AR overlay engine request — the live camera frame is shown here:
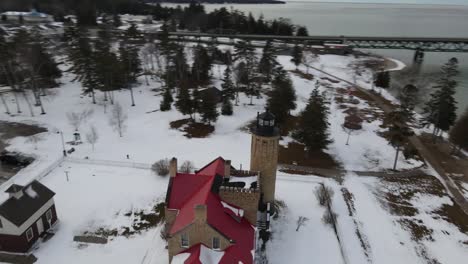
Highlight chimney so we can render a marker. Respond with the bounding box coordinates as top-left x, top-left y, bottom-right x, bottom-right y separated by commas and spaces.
6, 184, 24, 199
169, 157, 177, 178
224, 160, 231, 178
194, 204, 207, 223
